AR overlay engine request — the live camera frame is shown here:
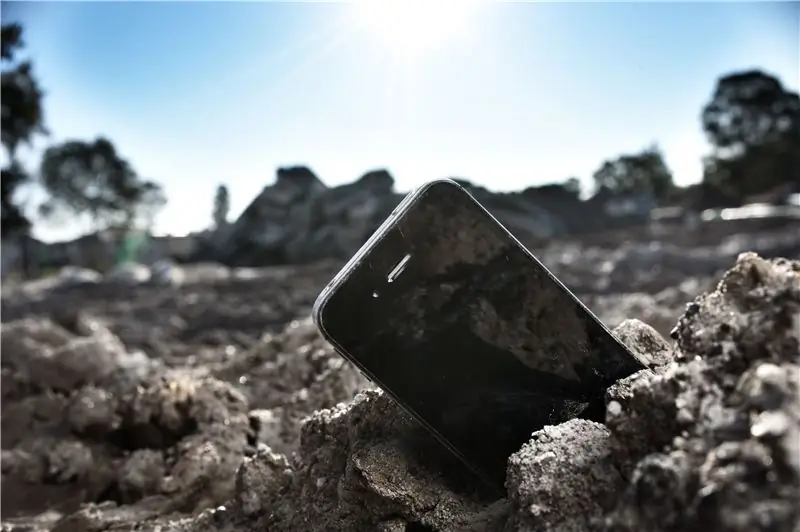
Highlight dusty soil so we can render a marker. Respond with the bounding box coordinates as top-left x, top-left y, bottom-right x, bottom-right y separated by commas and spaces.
1, 226, 798, 531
